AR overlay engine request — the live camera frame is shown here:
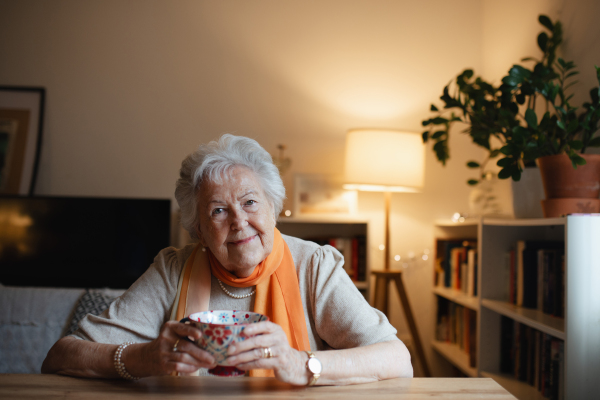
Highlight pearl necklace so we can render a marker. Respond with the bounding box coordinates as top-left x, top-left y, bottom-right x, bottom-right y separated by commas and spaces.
217, 279, 255, 299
